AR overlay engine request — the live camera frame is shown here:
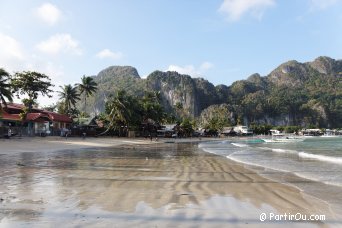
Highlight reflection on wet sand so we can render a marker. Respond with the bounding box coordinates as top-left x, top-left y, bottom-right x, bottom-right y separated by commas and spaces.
0, 143, 338, 227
